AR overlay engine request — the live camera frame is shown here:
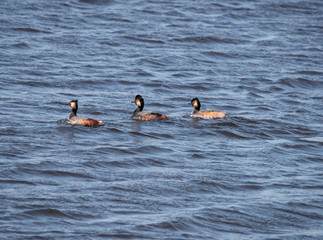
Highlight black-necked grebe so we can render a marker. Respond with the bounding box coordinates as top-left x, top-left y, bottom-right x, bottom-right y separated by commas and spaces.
191, 97, 226, 119
133, 95, 168, 120
68, 100, 105, 127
